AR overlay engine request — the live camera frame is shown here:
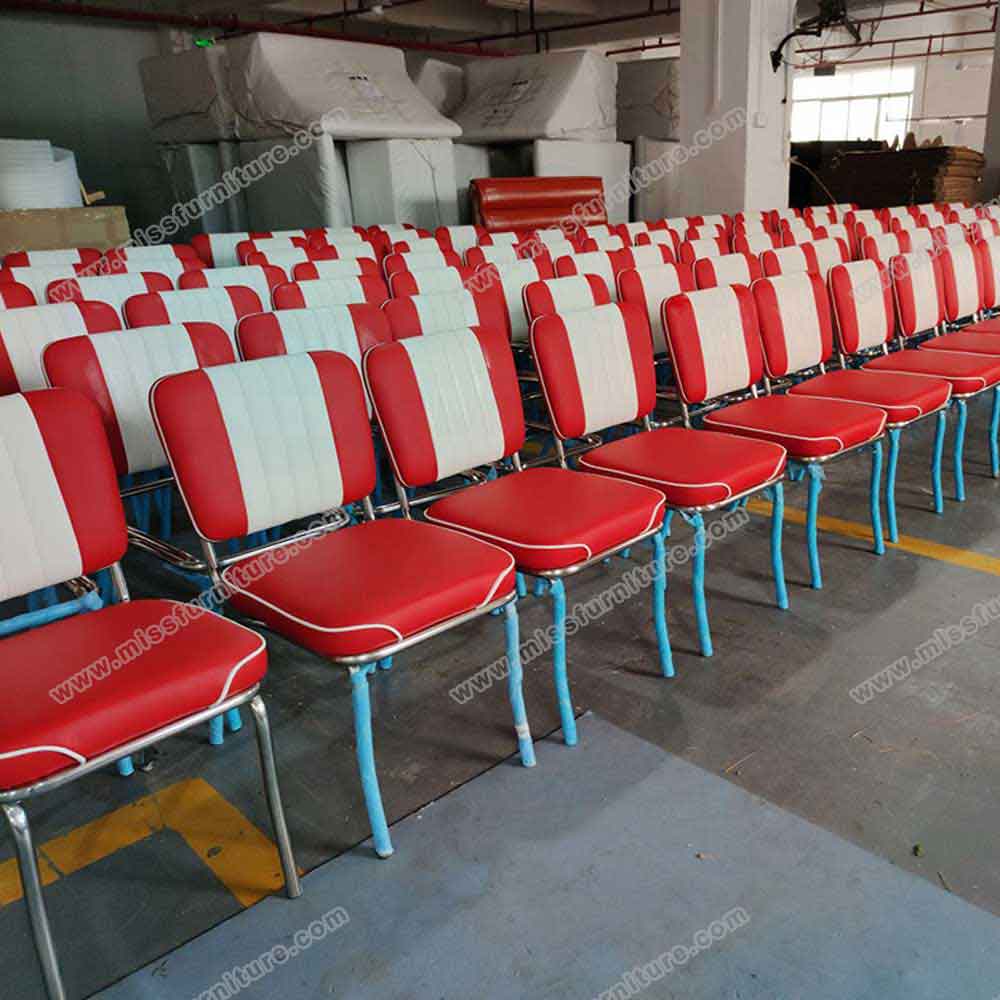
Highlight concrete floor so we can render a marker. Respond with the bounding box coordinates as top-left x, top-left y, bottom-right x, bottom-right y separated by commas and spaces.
4, 391, 1000, 998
